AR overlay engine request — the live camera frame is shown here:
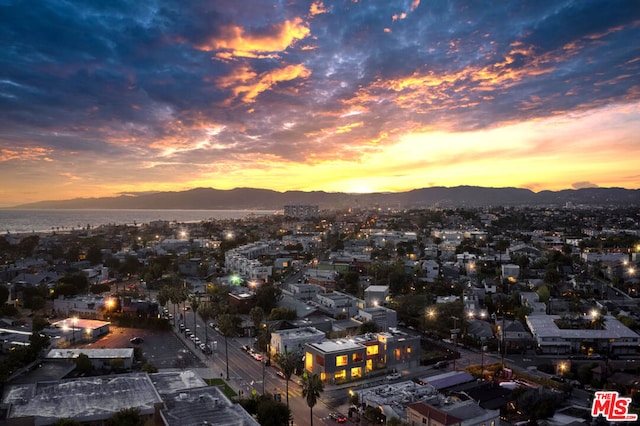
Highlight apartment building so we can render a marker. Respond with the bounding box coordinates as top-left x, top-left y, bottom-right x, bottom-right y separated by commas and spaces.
304, 331, 420, 384
526, 314, 640, 355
